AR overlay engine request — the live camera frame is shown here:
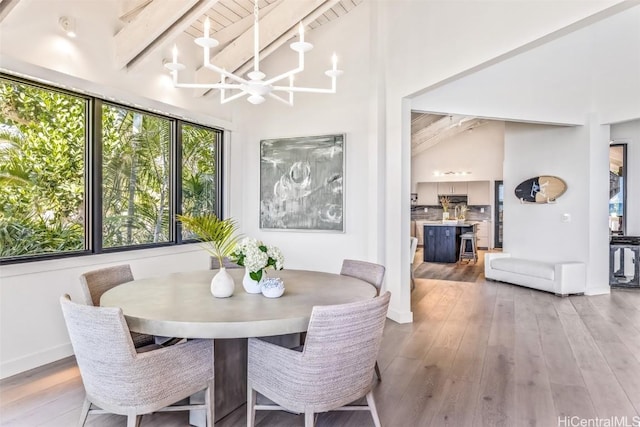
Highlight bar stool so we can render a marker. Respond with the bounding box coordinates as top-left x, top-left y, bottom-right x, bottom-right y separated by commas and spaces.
459, 232, 478, 263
